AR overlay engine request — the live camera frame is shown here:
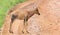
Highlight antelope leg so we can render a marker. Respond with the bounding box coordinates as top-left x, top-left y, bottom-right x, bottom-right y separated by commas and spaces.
24, 15, 28, 26
9, 14, 17, 33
